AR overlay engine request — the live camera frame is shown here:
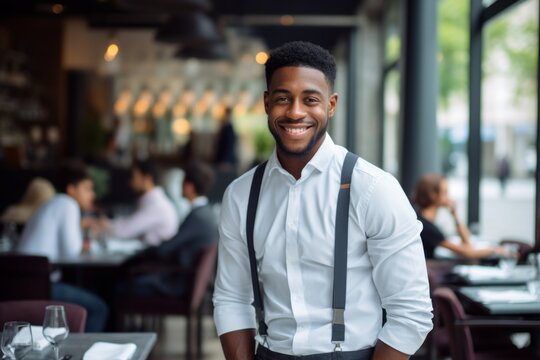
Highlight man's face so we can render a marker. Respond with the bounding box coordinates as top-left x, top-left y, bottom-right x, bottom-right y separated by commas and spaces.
130, 168, 145, 193
67, 179, 95, 211
264, 66, 337, 160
